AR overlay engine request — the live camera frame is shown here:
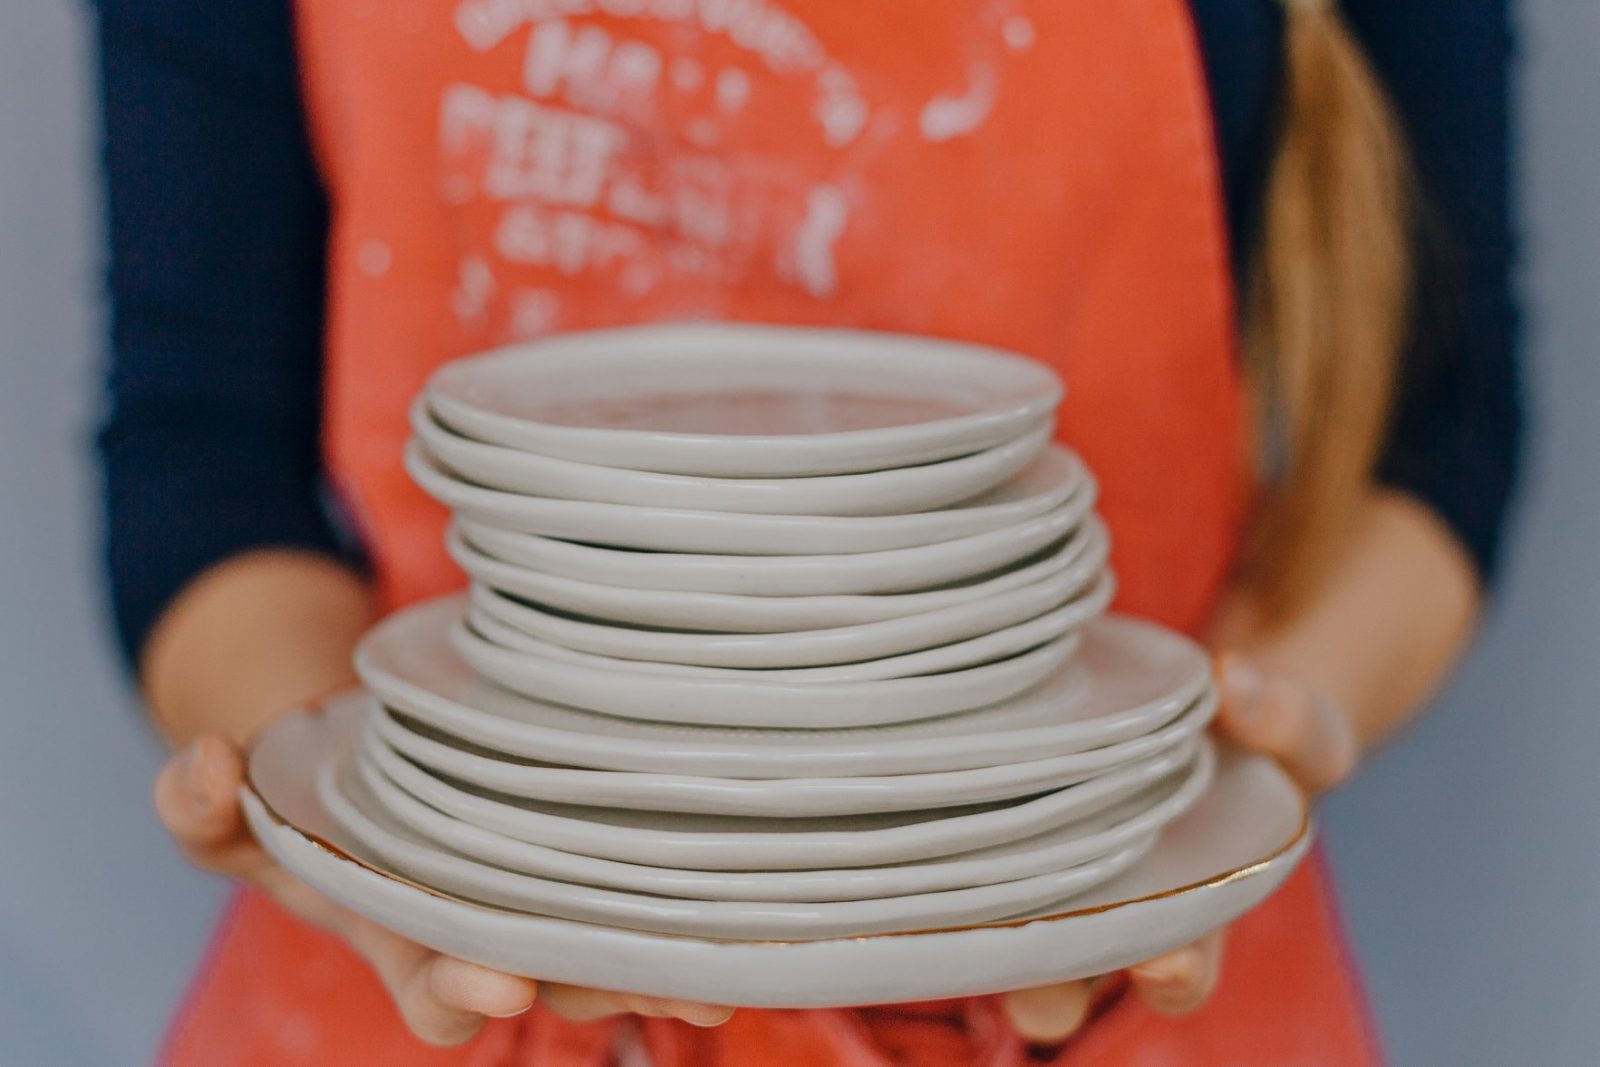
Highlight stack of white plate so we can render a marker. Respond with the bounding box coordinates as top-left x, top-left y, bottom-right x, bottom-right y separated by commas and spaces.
241, 325, 1311, 1008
